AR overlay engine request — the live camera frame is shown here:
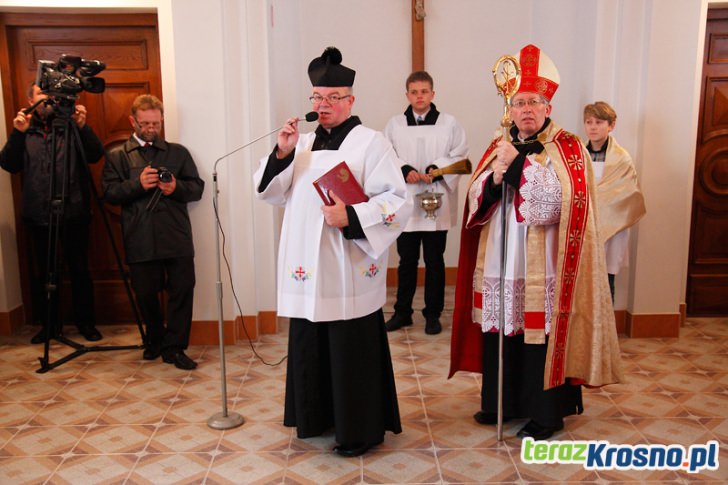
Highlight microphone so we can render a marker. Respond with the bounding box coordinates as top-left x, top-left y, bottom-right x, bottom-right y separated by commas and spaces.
300, 111, 319, 122
23, 98, 48, 115
213, 111, 318, 171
